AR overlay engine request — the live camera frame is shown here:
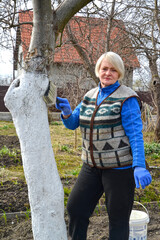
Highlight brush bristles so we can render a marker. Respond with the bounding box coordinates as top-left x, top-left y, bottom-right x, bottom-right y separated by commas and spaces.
43, 81, 57, 106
